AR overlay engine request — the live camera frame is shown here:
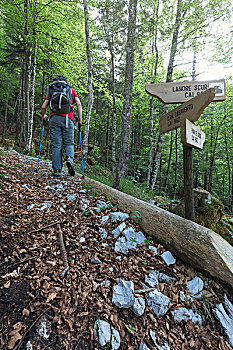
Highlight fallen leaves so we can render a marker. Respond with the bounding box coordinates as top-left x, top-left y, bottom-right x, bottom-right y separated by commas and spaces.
0, 150, 232, 350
